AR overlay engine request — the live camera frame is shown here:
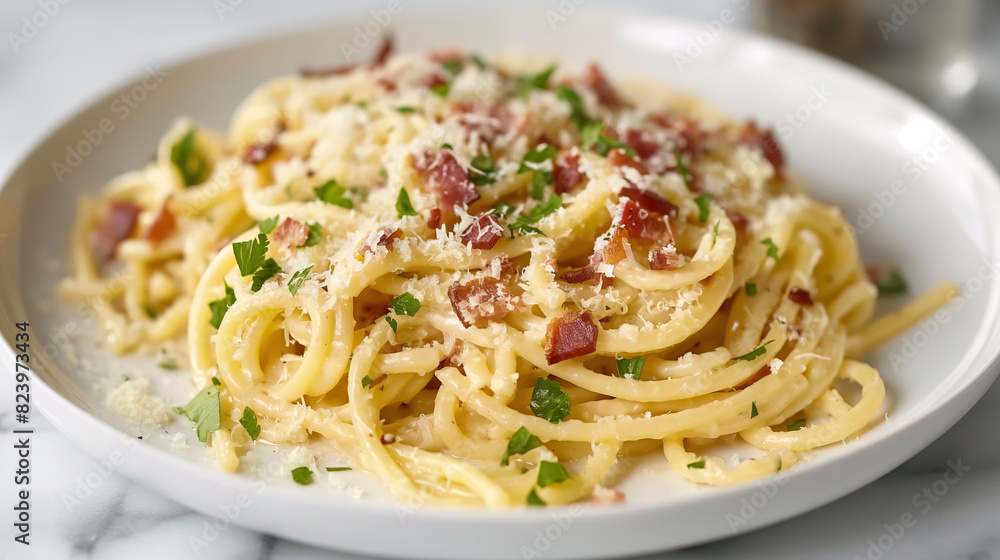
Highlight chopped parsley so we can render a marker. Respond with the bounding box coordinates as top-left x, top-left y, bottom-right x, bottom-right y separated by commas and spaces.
208, 280, 236, 329
554, 85, 590, 128
362, 375, 374, 388
527, 488, 546, 506
687, 460, 706, 469
509, 195, 562, 237
170, 128, 210, 187
175, 383, 221, 442
258, 215, 279, 234
469, 154, 498, 186
395, 106, 418, 114
537, 461, 570, 487
240, 407, 261, 440
712, 220, 720, 245
518, 145, 557, 200
530, 377, 571, 423
396, 188, 418, 218
874, 268, 908, 295
761, 238, 781, 262
751, 401, 759, 419
349, 186, 368, 202
441, 58, 463, 76
299, 222, 323, 248
516, 65, 555, 97
157, 348, 178, 370
212, 376, 221, 387
390, 292, 421, 317
287, 265, 313, 296
733, 340, 775, 362
142, 304, 156, 319
469, 54, 487, 70
385, 316, 398, 333
694, 193, 712, 223
250, 258, 282, 292
233, 233, 269, 277
615, 356, 646, 380
581, 121, 636, 158
675, 153, 693, 190
291, 466, 313, 485
431, 82, 450, 97
786, 419, 807, 432
314, 179, 354, 209
500, 427, 542, 466
326, 466, 352, 472
745, 283, 757, 297
492, 201, 516, 219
